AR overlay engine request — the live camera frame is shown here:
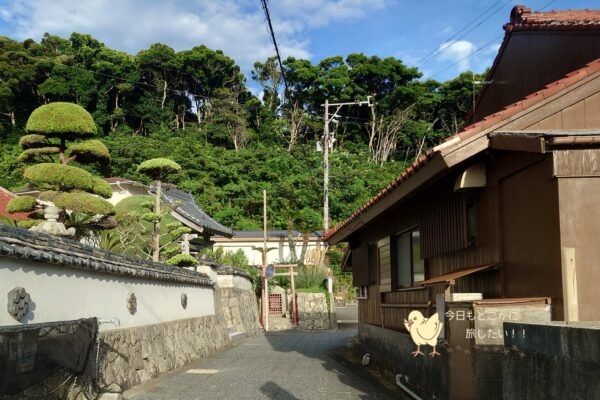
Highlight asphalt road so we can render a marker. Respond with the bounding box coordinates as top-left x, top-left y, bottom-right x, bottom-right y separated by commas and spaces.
335, 304, 359, 329
124, 323, 407, 400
